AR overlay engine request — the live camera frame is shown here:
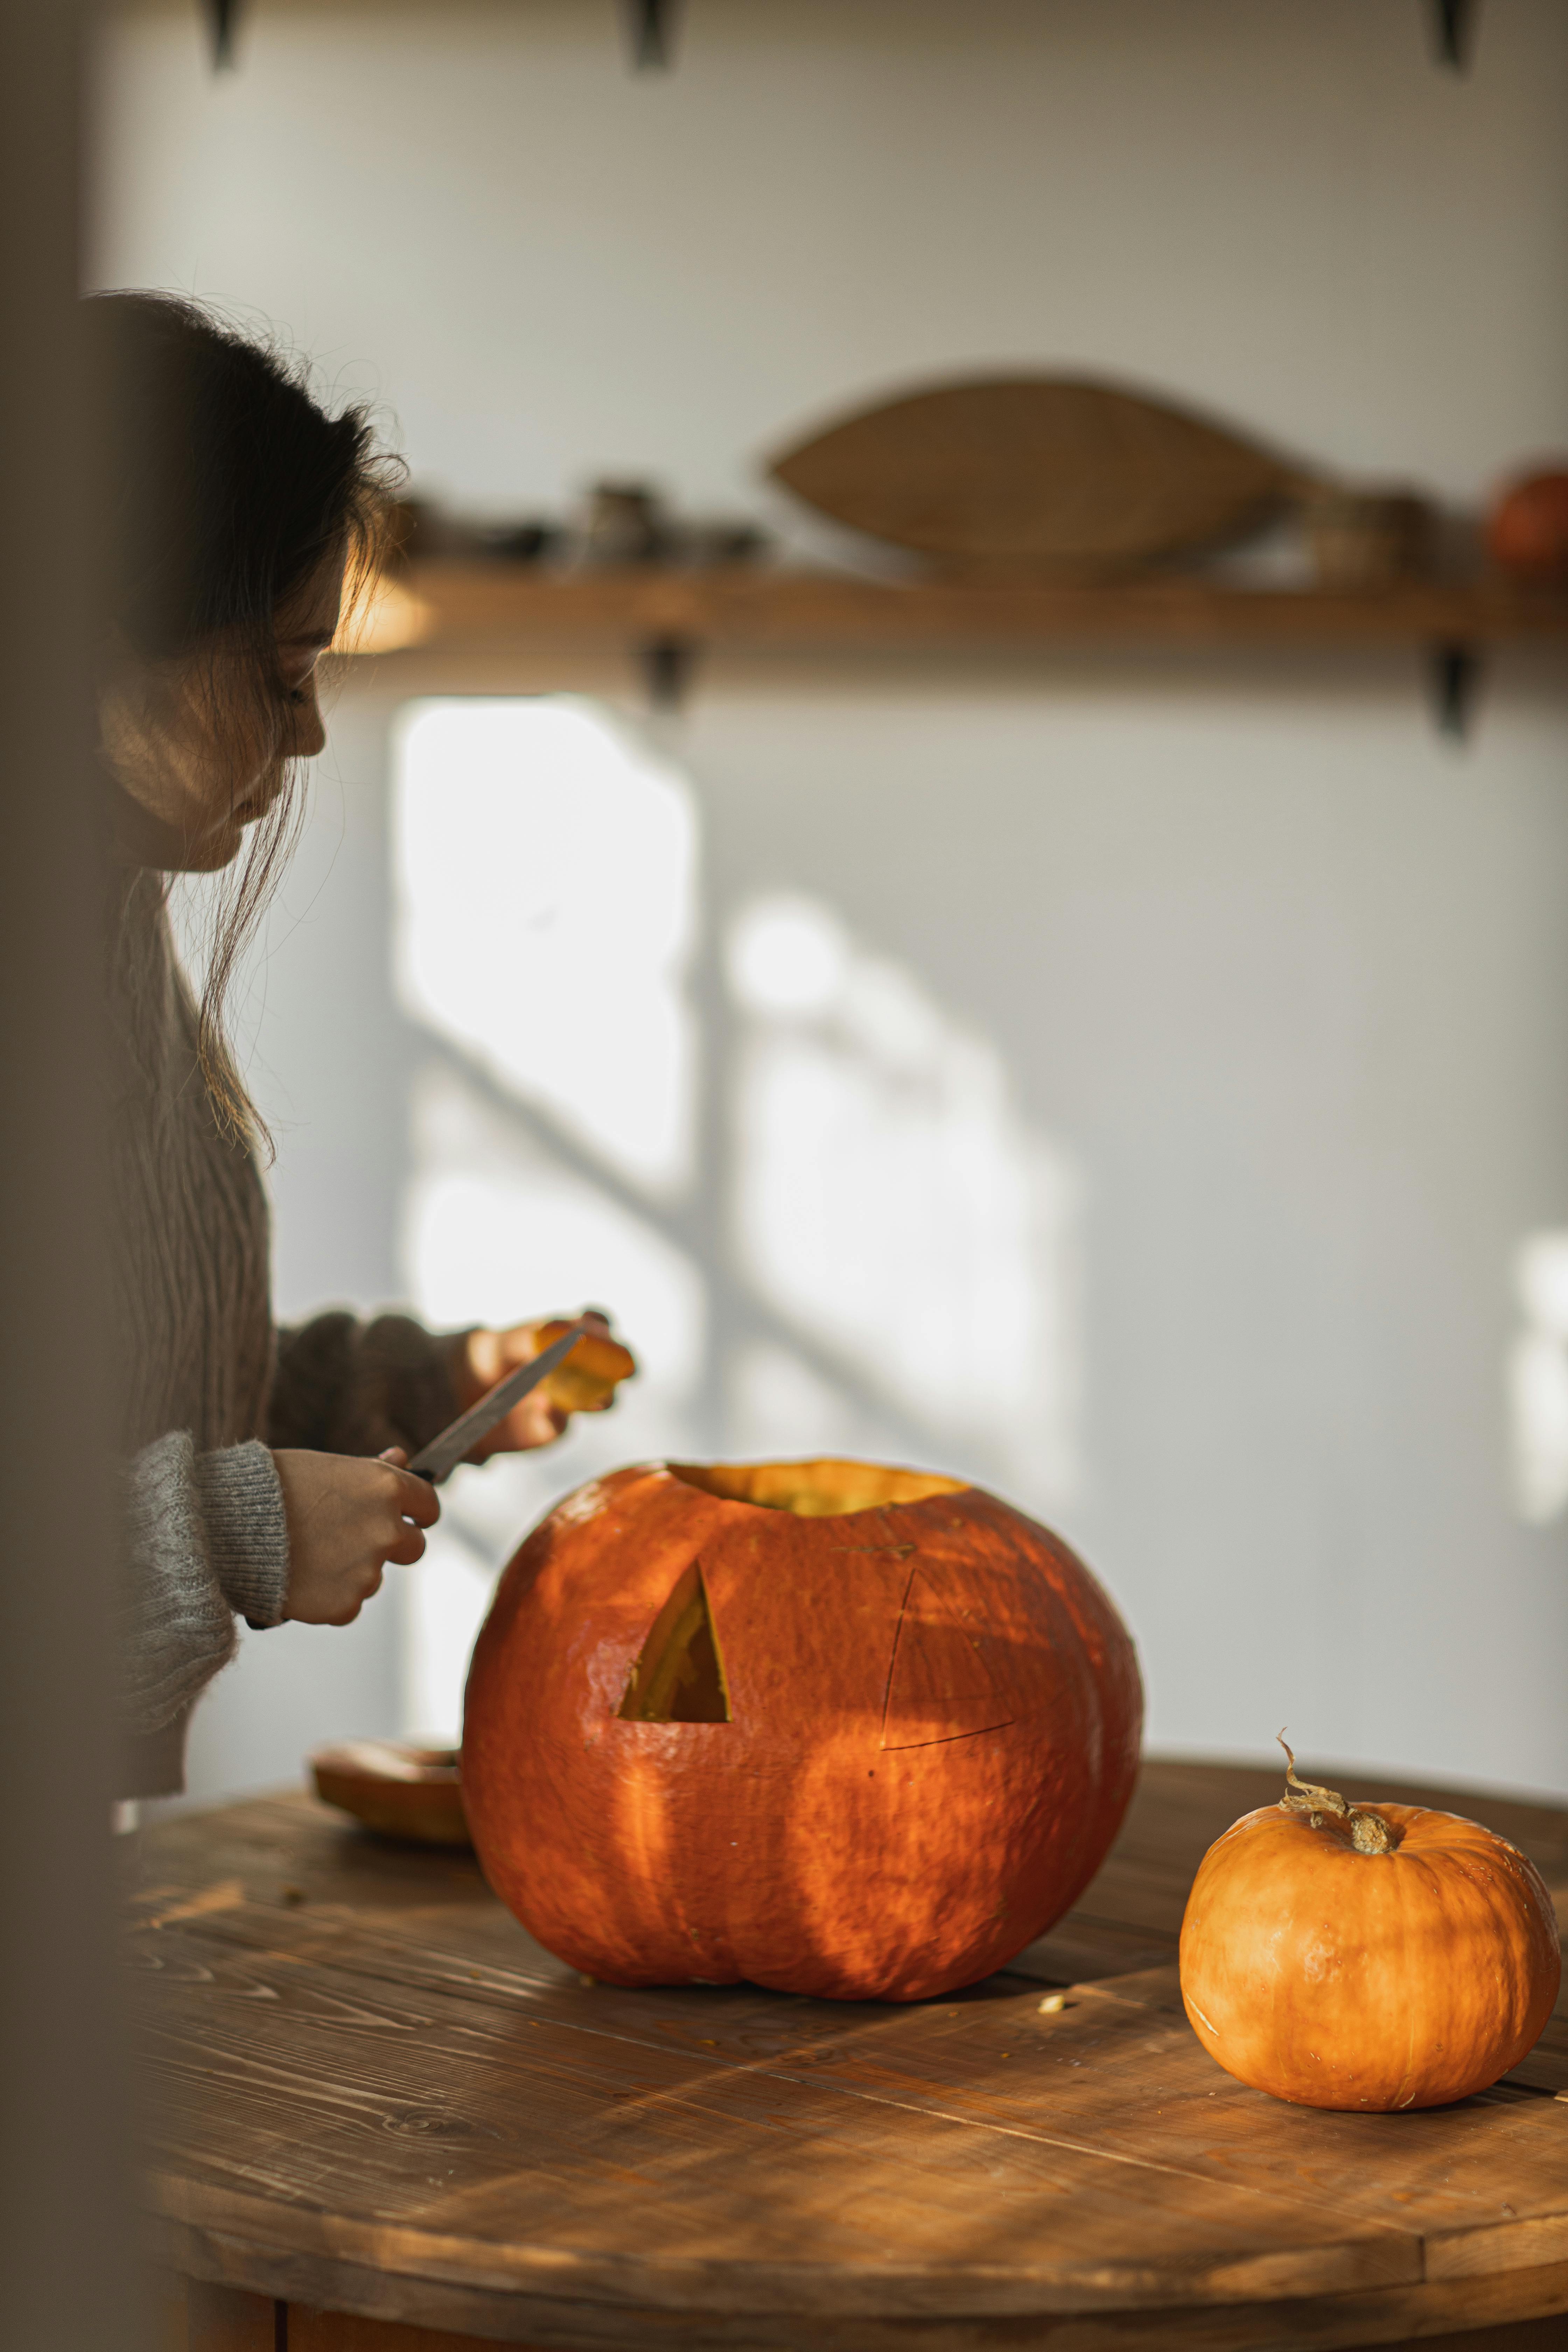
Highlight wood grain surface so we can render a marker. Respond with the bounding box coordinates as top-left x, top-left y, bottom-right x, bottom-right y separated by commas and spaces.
133, 1760, 1568, 2351
362, 562, 1568, 665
